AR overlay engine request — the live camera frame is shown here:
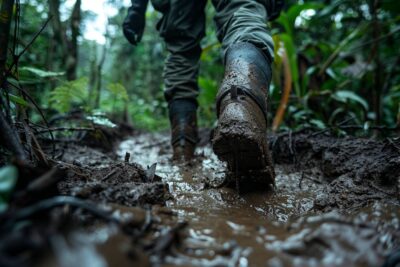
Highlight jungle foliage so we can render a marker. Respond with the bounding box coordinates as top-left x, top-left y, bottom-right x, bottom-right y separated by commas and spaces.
1, 0, 399, 134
